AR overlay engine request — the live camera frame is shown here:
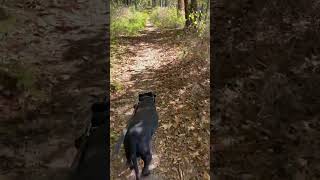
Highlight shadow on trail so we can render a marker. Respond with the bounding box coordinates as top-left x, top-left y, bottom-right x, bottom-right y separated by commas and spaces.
118, 28, 184, 52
